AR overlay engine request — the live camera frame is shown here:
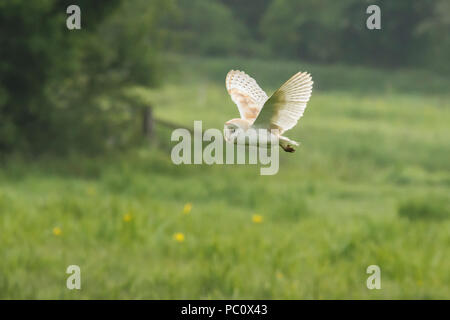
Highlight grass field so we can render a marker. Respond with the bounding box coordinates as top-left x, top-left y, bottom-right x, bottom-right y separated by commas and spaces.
1, 56, 449, 299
